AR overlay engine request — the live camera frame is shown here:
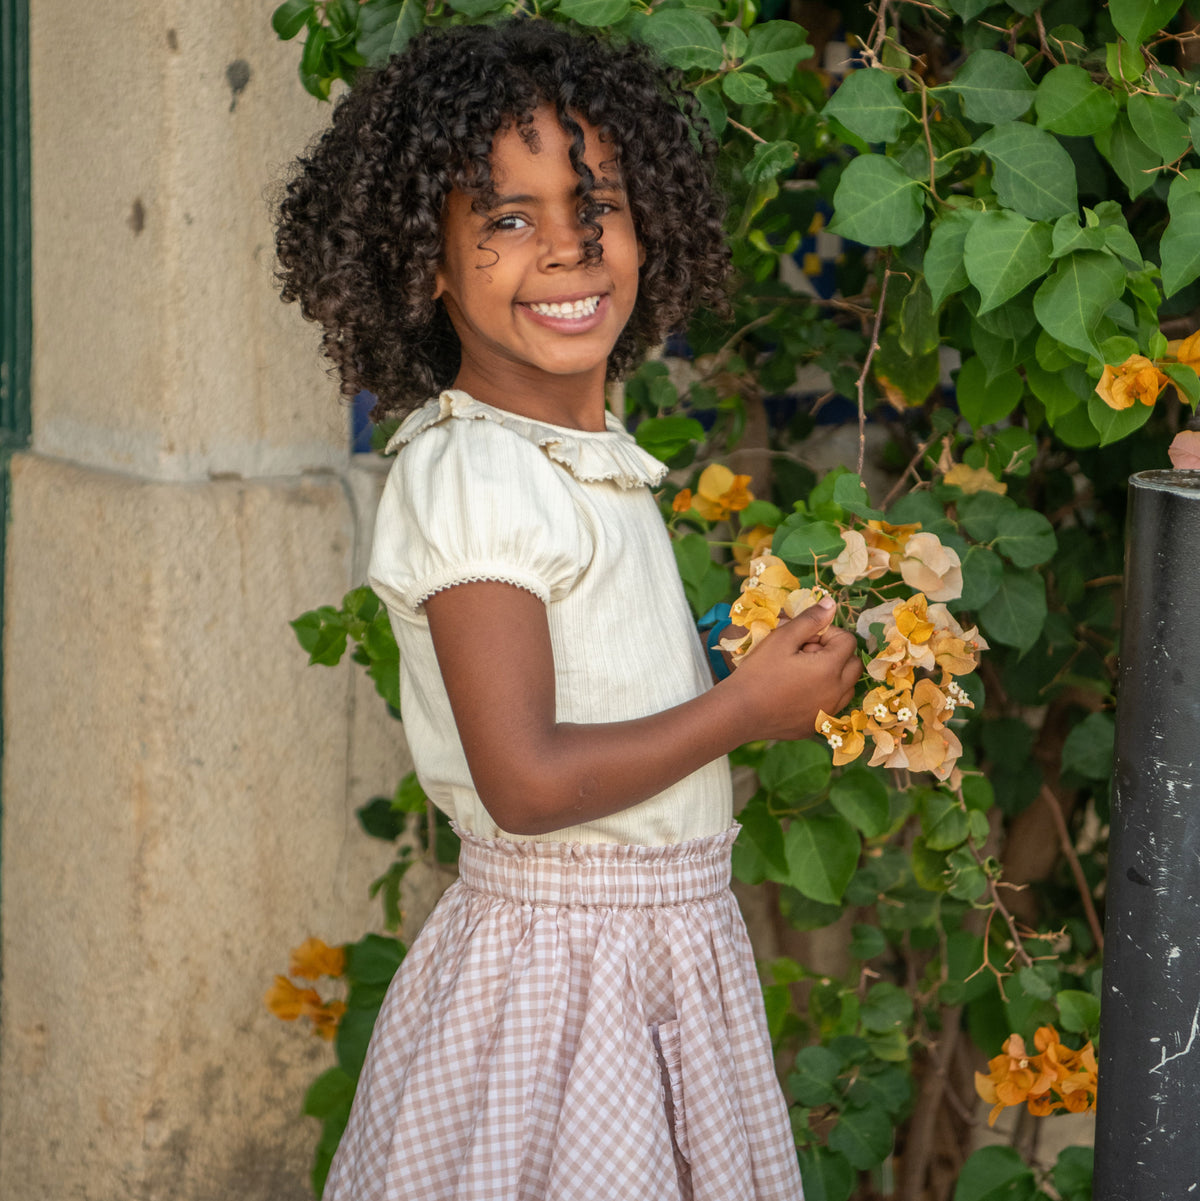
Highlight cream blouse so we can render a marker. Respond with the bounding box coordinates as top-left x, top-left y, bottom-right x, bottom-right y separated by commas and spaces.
367, 390, 733, 845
